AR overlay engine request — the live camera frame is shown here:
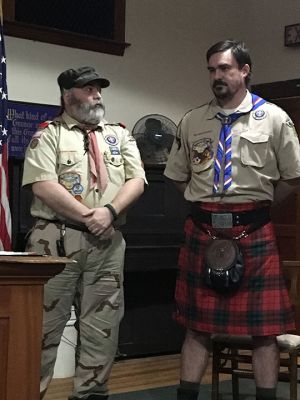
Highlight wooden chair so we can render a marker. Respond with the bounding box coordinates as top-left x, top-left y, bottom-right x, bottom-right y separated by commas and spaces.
211, 260, 300, 400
